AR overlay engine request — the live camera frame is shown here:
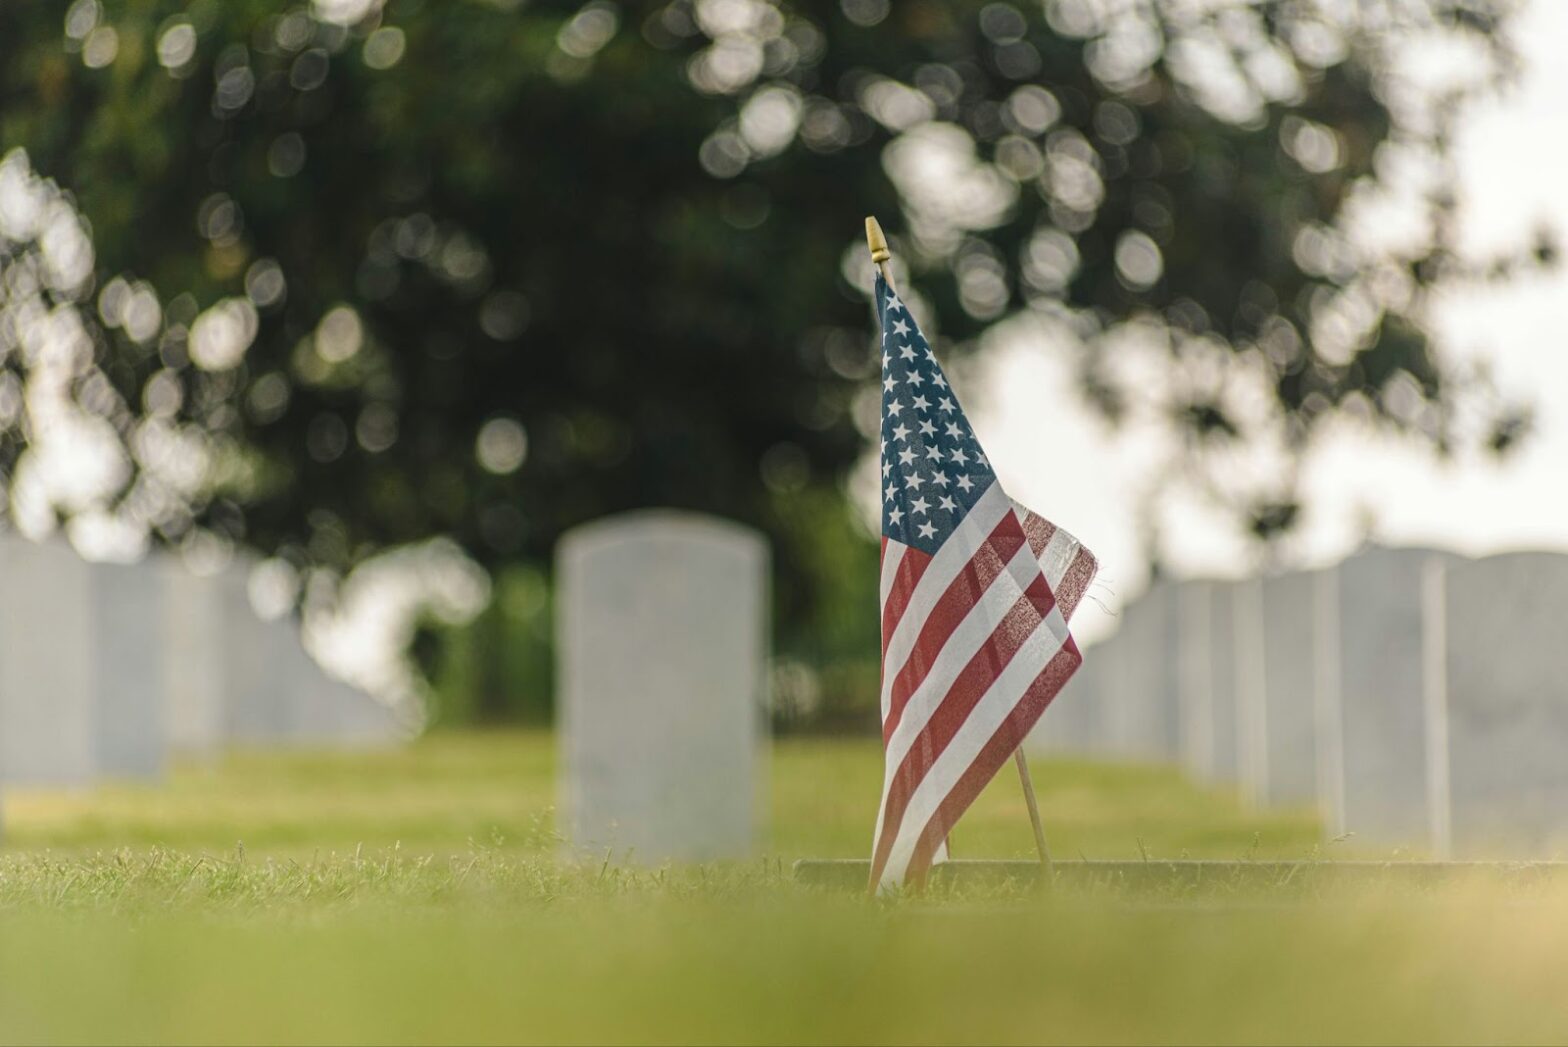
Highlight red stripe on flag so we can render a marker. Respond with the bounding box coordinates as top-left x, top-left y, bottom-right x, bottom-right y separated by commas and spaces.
1017, 511, 1057, 558
903, 638, 1083, 889
869, 569, 1059, 886
1017, 509, 1098, 622
1054, 546, 1098, 623
880, 544, 931, 661
882, 513, 1026, 745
